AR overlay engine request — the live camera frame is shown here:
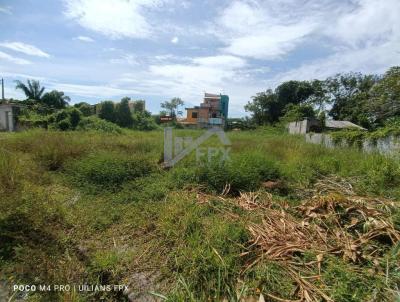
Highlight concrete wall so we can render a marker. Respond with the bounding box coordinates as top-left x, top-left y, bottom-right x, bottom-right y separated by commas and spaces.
288, 120, 309, 134
305, 133, 400, 155
0, 105, 15, 132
